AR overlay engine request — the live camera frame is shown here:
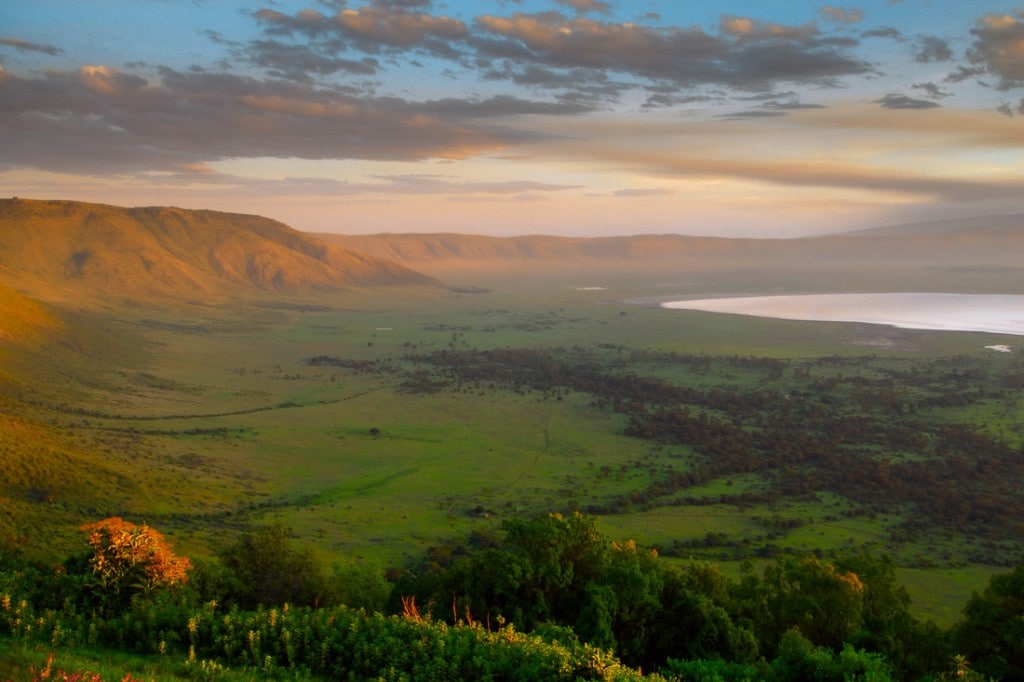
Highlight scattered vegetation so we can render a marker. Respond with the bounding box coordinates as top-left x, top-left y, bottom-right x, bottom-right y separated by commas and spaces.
2, 515, 1022, 679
